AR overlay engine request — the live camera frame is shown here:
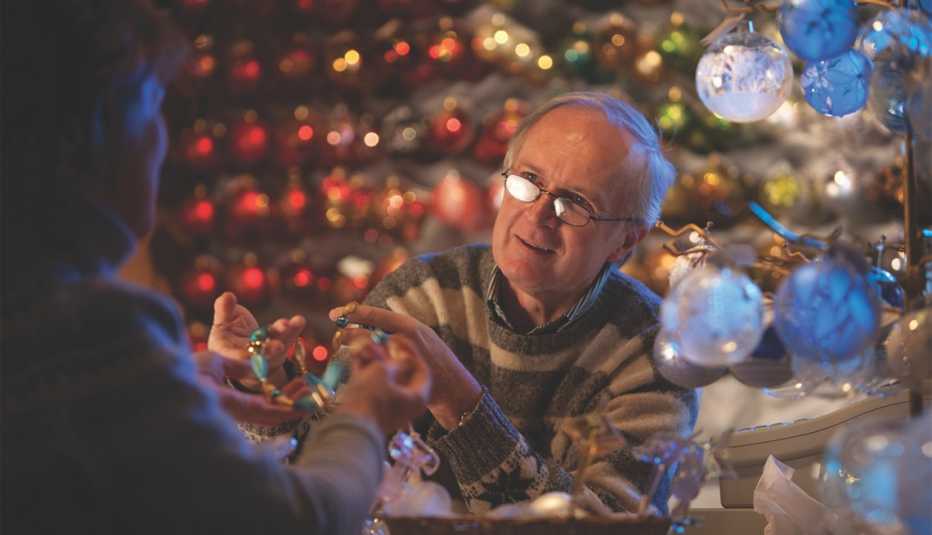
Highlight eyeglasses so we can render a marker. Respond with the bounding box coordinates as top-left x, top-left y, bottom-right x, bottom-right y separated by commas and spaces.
501, 171, 641, 227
